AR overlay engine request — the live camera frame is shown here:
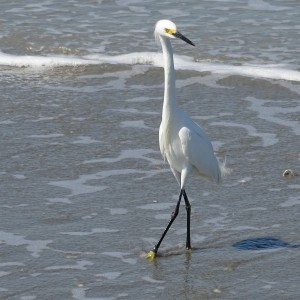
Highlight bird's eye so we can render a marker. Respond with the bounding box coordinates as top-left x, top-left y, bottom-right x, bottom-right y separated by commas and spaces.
165, 28, 175, 34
